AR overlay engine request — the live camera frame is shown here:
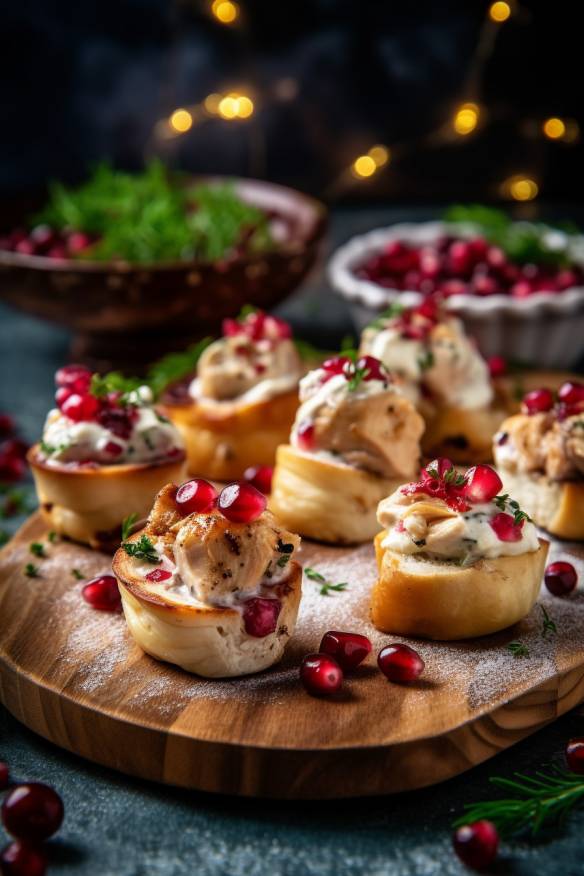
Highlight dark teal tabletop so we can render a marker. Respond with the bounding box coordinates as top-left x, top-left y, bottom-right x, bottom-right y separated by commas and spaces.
1, 206, 584, 876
